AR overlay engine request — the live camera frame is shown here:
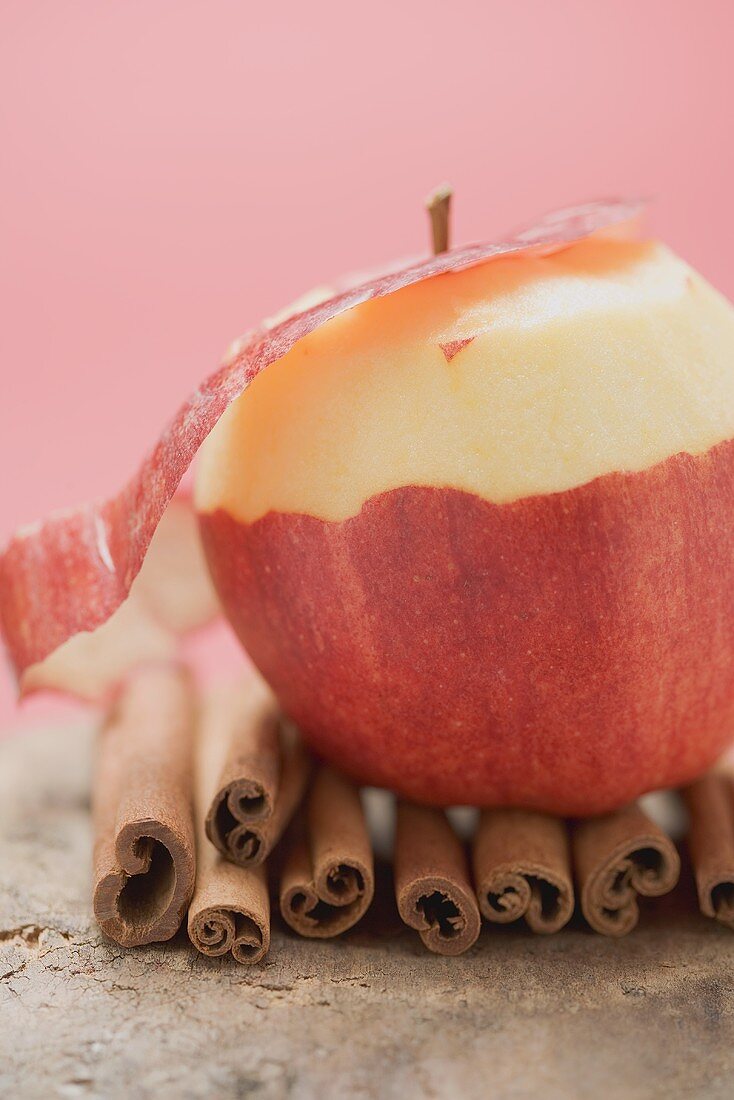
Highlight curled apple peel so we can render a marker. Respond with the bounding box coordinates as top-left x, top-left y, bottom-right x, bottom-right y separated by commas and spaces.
14, 496, 220, 702
0, 199, 642, 690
